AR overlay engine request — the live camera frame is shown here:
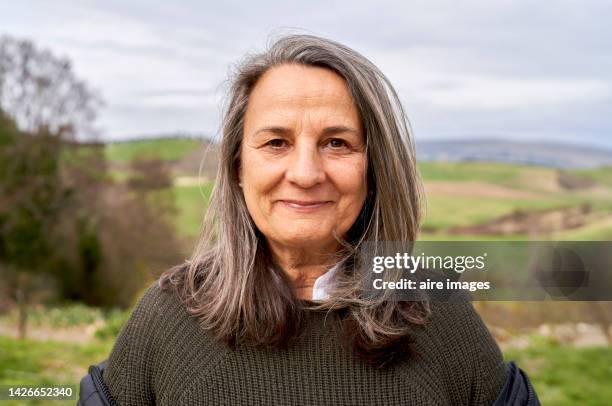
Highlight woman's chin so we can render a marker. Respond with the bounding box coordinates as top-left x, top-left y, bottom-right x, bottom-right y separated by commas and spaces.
274, 232, 334, 250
